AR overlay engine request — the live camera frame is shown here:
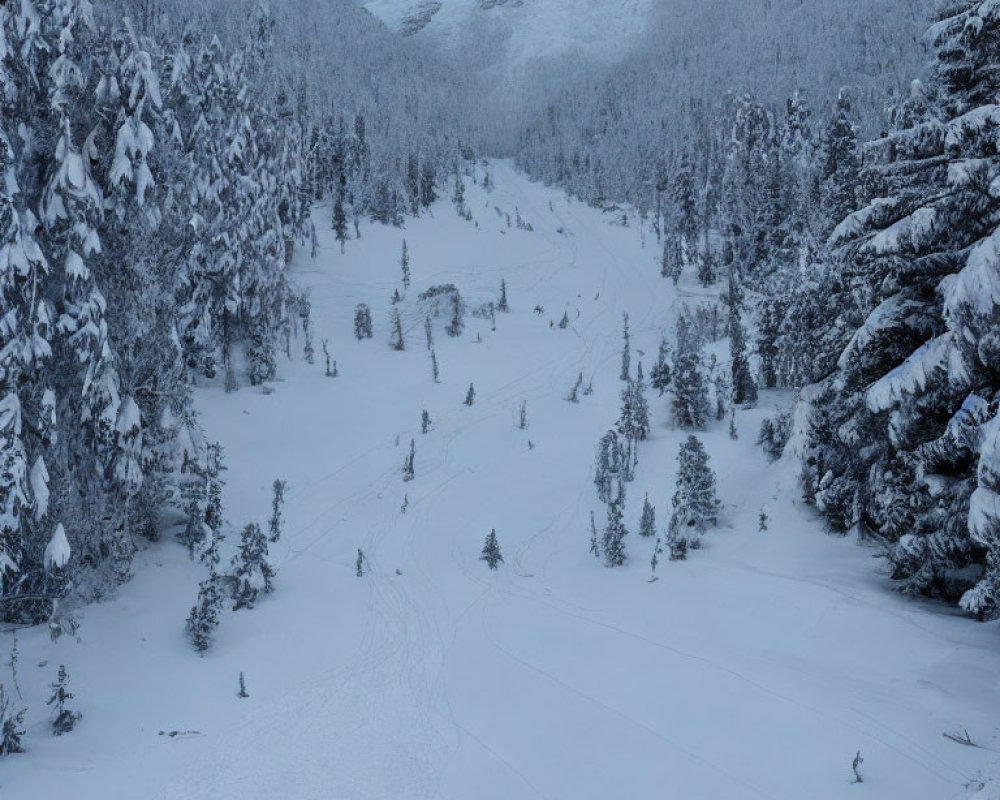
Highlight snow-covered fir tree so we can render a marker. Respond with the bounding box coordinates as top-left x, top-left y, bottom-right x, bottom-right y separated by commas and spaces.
620, 313, 631, 381
602, 482, 628, 568
800, 2, 1000, 611
639, 494, 656, 538
390, 308, 405, 351
269, 479, 287, 543
400, 239, 411, 289
651, 336, 672, 396
671, 315, 710, 429
354, 304, 373, 340
231, 522, 275, 611
47, 664, 80, 735
481, 529, 503, 570
668, 435, 719, 551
